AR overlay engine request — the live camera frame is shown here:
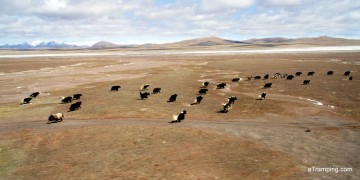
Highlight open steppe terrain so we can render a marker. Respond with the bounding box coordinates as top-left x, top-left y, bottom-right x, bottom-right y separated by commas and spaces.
0, 49, 359, 179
